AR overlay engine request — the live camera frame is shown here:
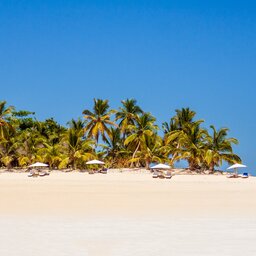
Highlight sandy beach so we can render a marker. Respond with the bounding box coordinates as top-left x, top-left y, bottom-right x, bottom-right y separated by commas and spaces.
1, 171, 256, 255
